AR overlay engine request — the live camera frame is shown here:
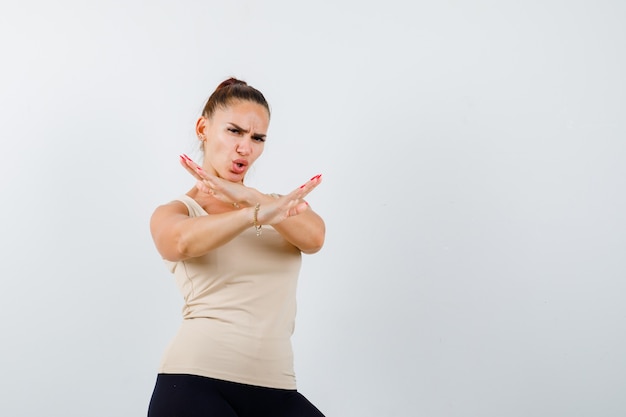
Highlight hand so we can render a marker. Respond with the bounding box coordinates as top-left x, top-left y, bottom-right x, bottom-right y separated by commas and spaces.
255, 174, 322, 225
179, 154, 254, 205
179, 154, 322, 224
